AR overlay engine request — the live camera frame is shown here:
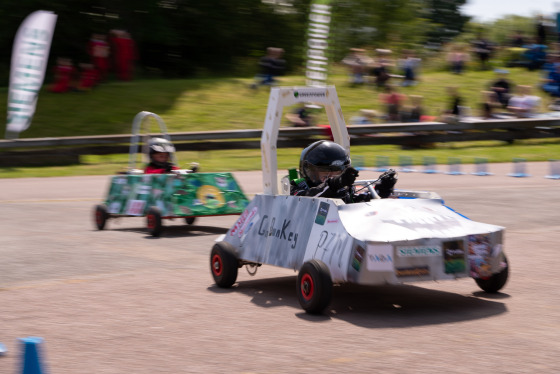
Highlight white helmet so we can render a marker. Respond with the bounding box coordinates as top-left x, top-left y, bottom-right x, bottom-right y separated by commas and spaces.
148, 137, 175, 156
